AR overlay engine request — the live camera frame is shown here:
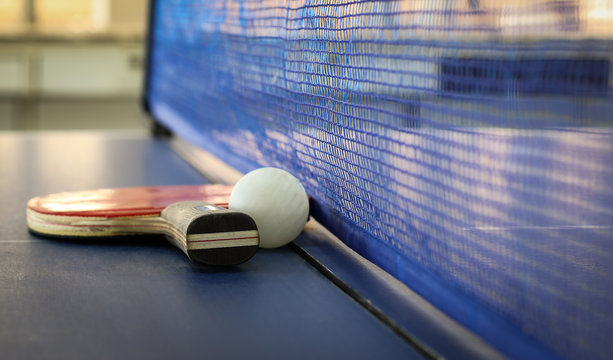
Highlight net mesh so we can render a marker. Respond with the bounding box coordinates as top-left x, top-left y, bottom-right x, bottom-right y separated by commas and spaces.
146, 1, 613, 359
